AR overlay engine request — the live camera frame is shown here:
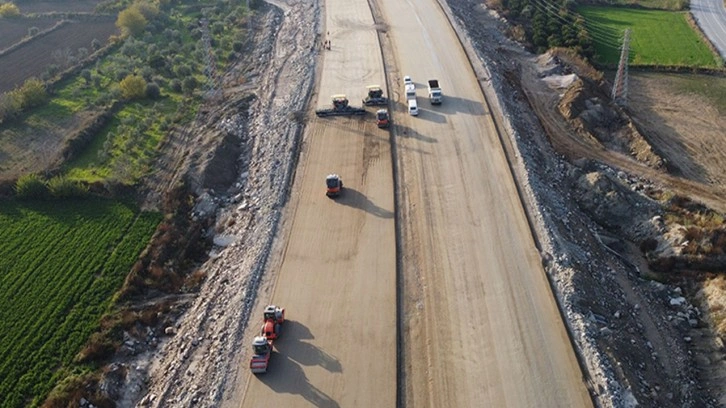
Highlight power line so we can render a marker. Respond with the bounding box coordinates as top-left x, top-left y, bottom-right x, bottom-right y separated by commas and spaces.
612, 28, 631, 105
199, 18, 220, 98
524, 0, 623, 50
